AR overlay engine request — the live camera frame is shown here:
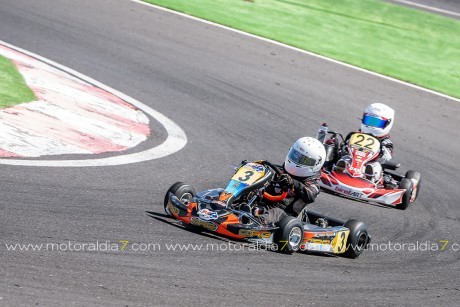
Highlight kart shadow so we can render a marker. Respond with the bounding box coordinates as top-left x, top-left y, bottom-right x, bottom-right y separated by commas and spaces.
145, 212, 350, 257
146, 211, 285, 254
145, 211, 237, 244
